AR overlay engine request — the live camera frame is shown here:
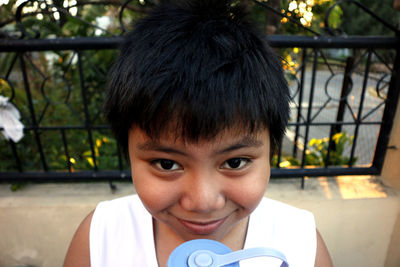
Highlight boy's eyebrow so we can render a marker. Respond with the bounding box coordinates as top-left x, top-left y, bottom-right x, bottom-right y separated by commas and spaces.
137, 142, 188, 156
136, 136, 264, 156
217, 137, 264, 154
